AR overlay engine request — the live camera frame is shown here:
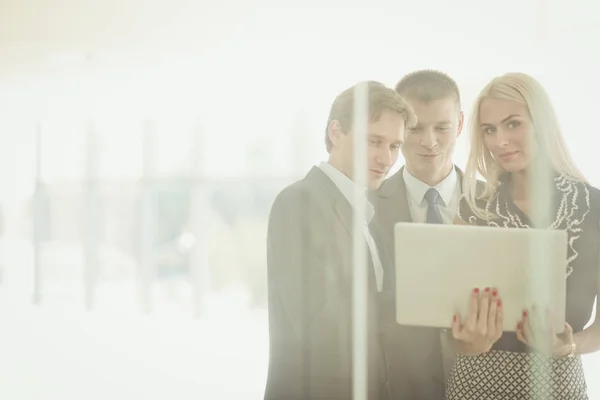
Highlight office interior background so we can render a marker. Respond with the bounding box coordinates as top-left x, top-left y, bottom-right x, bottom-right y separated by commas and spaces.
0, 0, 599, 398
